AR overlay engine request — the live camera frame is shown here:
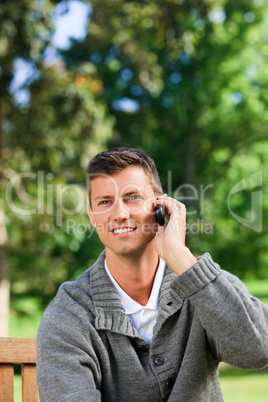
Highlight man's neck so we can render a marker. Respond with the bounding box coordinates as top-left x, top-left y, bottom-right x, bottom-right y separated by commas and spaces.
105, 246, 159, 306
